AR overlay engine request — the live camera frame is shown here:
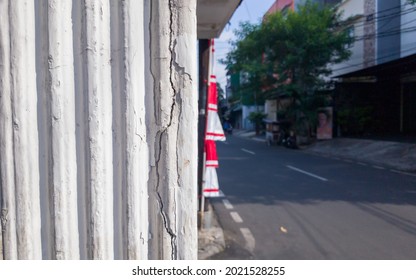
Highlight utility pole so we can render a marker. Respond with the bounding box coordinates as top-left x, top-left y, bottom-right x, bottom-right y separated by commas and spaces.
198, 39, 210, 214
